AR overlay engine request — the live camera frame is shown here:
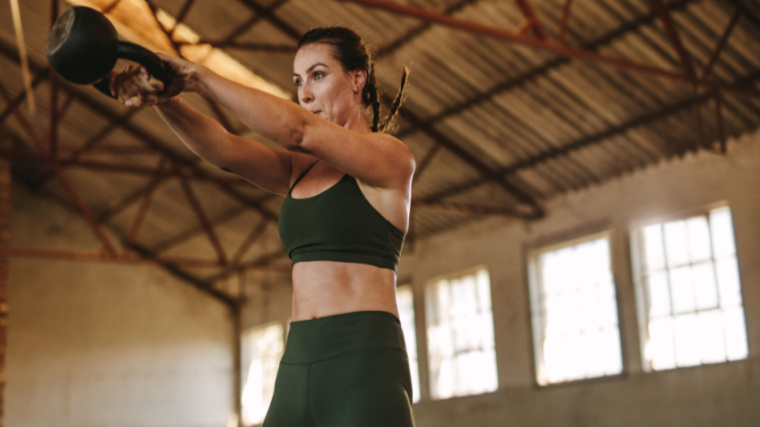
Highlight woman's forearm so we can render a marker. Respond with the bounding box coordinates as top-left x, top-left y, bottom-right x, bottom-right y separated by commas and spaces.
154, 97, 233, 167
188, 66, 309, 150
